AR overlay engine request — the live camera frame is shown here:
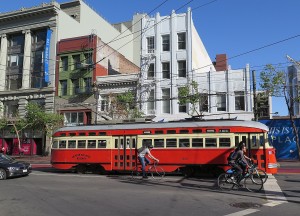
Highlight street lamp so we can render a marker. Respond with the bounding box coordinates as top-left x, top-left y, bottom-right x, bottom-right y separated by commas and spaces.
92, 81, 100, 125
